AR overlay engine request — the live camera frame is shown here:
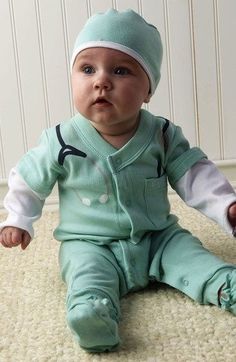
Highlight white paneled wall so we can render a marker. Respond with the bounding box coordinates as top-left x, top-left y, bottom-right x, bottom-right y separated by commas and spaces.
0, 0, 236, 207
